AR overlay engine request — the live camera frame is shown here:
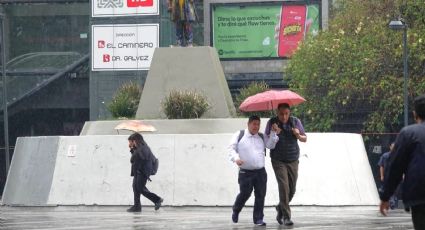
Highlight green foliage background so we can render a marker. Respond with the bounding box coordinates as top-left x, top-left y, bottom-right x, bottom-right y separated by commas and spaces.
107, 82, 142, 119
285, 0, 425, 132
235, 81, 275, 118
162, 89, 210, 119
